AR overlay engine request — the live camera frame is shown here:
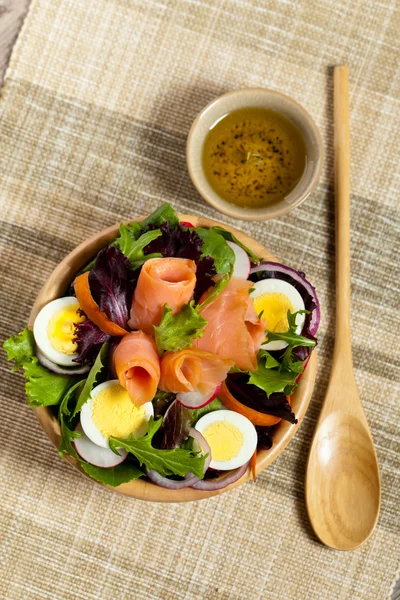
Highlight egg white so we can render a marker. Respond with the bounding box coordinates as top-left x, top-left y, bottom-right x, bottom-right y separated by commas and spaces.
33, 296, 81, 366
80, 380, 154, 449
250, 279, 305, 350
195, 410, 257, 470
